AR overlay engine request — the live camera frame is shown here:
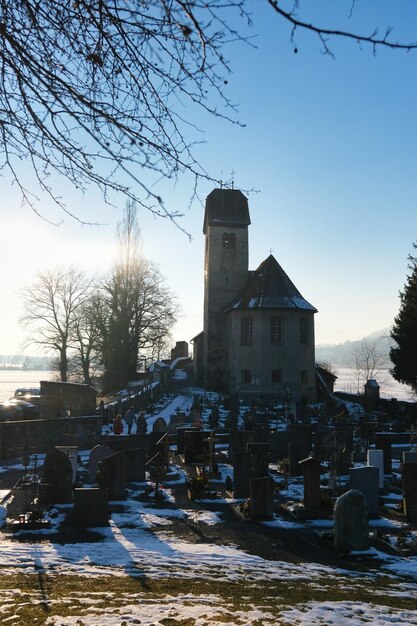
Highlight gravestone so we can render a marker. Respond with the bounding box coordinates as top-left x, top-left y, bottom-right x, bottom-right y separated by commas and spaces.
233, 452, 252, 498
55, 446, 78, 482
73, 488, 109, 527
403, 450, 417, 463
100, 451, 127, 500
247, 442, 269, 478
289, 440, 311, 476
183, 430, 211, 464
269, 431, 291, 461
89, 444, 114, 483
43, 447, 73, 504
299, 456, 321, 510
176, 426, 200, 454
402, 461, 417, 522
367, 449, 384, 489
313, 425, 332, 460
374, 435, 392, 474
153, 417, 168, 432
250, 476, 274, 520
123, 447, 147, 482
334, 489, 369, 554
228, 430, 255, 460
349, 466, 379, 516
